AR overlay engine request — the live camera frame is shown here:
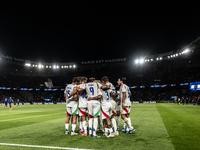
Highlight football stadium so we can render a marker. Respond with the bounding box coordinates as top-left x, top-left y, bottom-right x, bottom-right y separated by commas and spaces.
1, 1, 200, 150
